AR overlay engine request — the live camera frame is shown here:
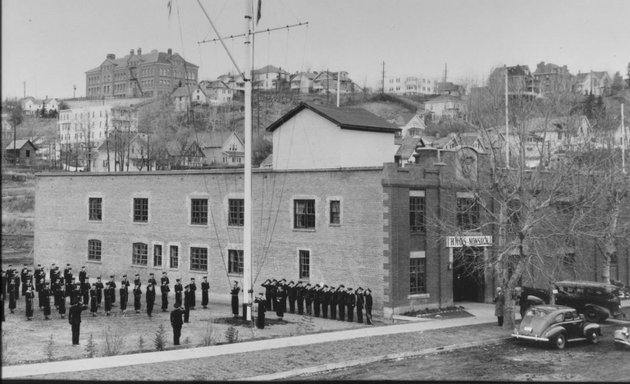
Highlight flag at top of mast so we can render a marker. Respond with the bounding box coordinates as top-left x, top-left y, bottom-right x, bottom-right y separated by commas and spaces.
256, 0, 262, 25
167, 0, 172, 18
